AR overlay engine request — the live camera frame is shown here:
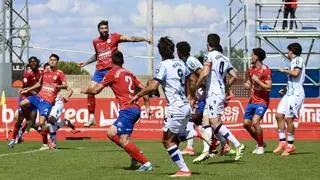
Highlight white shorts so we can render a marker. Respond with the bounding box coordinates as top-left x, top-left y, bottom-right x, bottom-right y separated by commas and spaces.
276, 94, 304, 118
204, 94, 225, 119
163, 104, 191, 134
49, 99, 64, 122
